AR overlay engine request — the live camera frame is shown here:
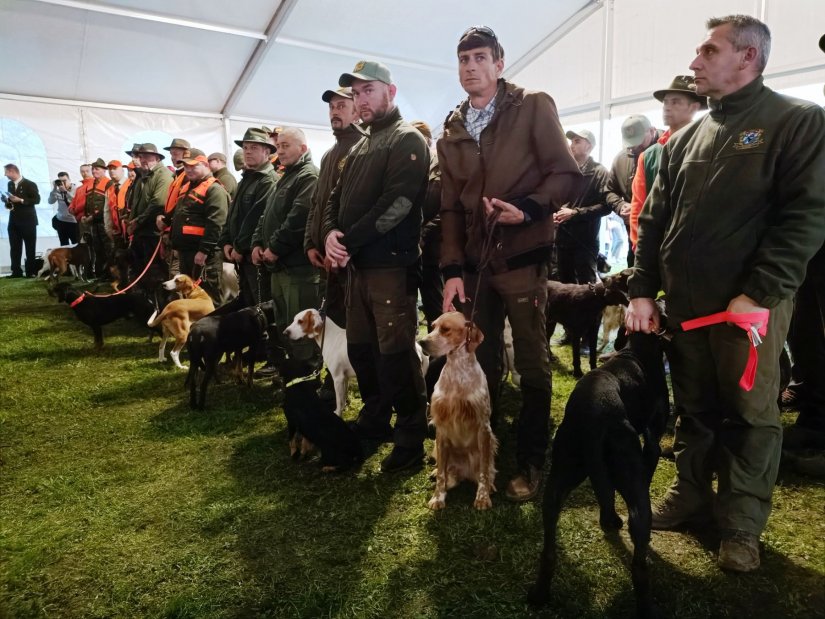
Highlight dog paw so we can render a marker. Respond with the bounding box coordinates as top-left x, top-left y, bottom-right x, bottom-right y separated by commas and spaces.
427, 496, 446, 510
526, 583, 550, 607
474, 495, 493, 510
